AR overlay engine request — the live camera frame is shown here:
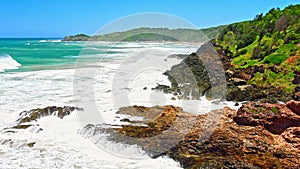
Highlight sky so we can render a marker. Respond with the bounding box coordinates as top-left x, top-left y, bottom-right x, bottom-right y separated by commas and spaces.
0, 0, 300, 38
